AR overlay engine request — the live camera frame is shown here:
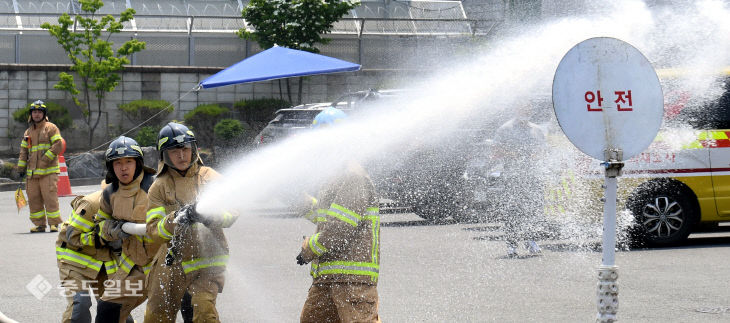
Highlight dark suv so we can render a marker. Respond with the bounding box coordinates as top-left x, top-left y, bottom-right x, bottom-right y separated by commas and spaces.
253, 89, 406, 146
253, 102, 332, 146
